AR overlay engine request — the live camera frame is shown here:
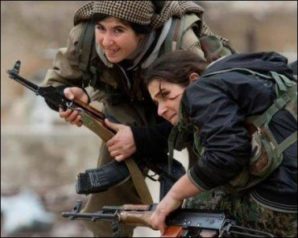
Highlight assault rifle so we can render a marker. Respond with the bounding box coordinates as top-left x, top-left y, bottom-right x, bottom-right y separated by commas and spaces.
62, 201, 274, 238
7, 60, 185, 199
7, 60, 115, 141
